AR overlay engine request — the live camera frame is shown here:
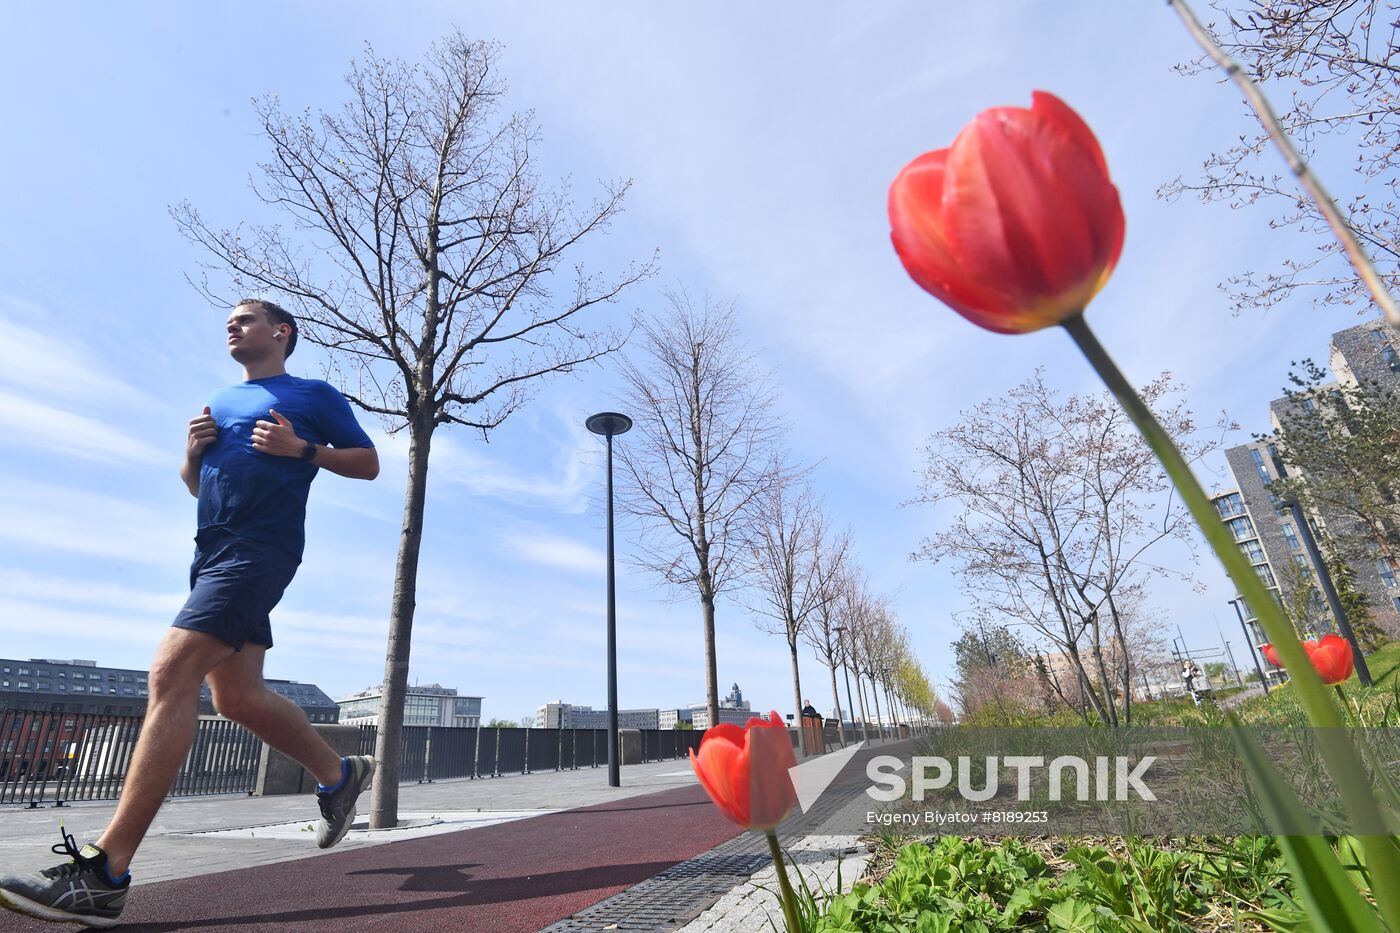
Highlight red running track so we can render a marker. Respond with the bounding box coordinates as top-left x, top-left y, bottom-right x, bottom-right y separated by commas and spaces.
0, 783, 742, 932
